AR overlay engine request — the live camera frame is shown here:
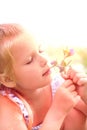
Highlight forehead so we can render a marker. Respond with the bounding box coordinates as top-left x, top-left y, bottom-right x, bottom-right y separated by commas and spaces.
11, 34, 38, 60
